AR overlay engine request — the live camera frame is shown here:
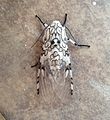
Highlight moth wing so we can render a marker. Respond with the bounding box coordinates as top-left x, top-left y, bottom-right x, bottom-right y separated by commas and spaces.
39, 60, 71, 105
